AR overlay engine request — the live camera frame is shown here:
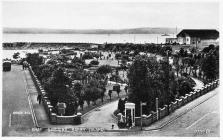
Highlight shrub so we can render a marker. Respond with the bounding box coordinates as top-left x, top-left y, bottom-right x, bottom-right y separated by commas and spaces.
96, 65, 112, 75
115, 53, 122, 60
13, 52, 20, 59
90, 60, 99, 65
